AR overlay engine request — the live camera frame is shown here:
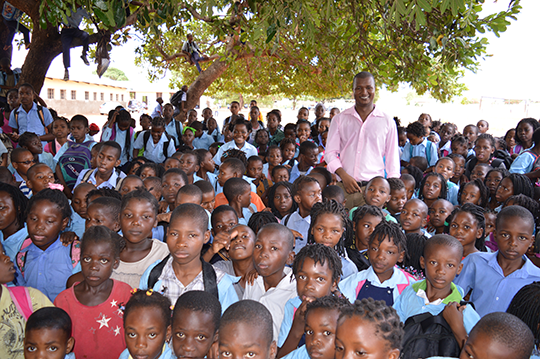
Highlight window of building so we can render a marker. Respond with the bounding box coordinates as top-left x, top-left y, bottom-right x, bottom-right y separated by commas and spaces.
130, 91, 136, 99
85, 91, 89, 100
71, 90, 76, 100
60, 90, 66, 100
110, 93, 113, 101
47, 88, 54, 99
93, 92, 97, 101
121, 94, 124, 102
156, 92, 162, 99
116, 94, 119, 101
101, 93, 104, 101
